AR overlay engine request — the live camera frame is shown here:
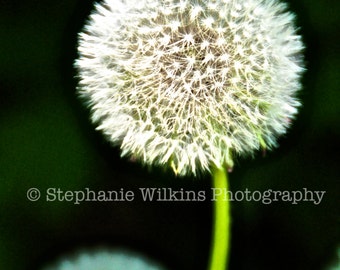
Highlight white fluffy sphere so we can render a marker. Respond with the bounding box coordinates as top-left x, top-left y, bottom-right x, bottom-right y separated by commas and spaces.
75, 0, 304, 176
42, 249, 167, 270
